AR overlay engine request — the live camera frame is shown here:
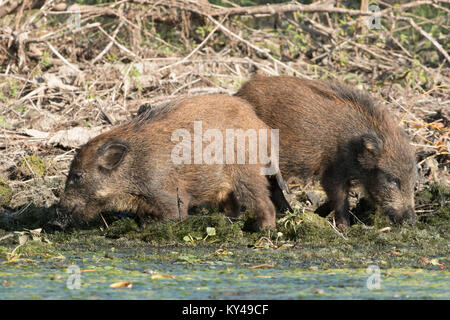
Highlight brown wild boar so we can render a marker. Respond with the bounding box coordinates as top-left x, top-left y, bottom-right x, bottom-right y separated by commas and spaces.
59, 94, 281, 230
236, 75, 417, 229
